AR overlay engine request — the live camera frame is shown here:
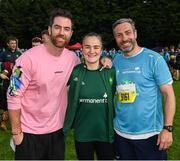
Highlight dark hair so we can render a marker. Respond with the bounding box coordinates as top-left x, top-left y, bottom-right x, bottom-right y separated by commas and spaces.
32, 37, 42, 43
41, 30, 49, 36
112, 18, 136, 31
82, 32, 103, 47
49, 8, 73, 28
6, 36, 17, 43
